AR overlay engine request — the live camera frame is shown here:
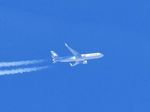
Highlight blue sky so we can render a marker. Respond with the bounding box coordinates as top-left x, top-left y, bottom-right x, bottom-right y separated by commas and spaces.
0, 0, 150, 112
